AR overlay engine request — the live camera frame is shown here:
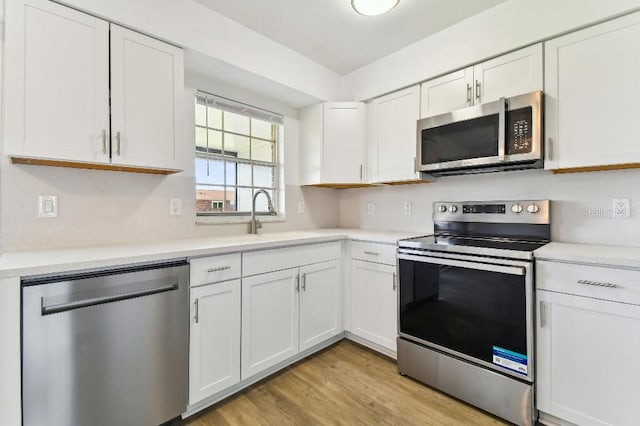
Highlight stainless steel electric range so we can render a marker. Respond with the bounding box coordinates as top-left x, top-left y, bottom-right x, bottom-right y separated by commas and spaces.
396, 199, 550, 426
